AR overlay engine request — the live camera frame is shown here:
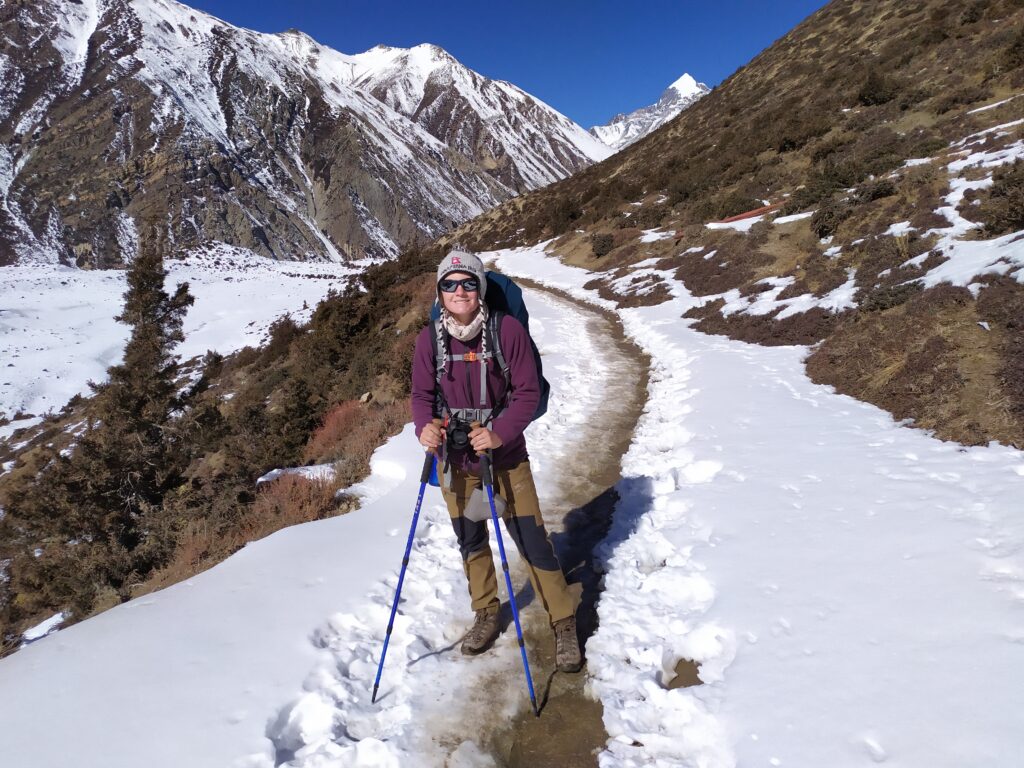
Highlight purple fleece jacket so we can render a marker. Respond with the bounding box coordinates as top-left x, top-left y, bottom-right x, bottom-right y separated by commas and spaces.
411, 314, 539, 472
